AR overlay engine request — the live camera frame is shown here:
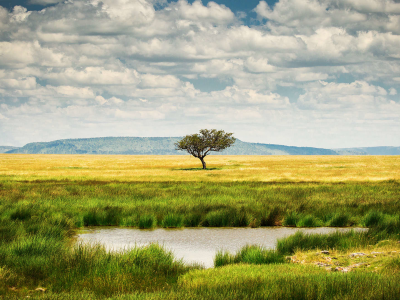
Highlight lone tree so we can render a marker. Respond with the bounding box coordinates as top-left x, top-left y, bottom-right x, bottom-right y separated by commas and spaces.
175, 129, 236, 169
